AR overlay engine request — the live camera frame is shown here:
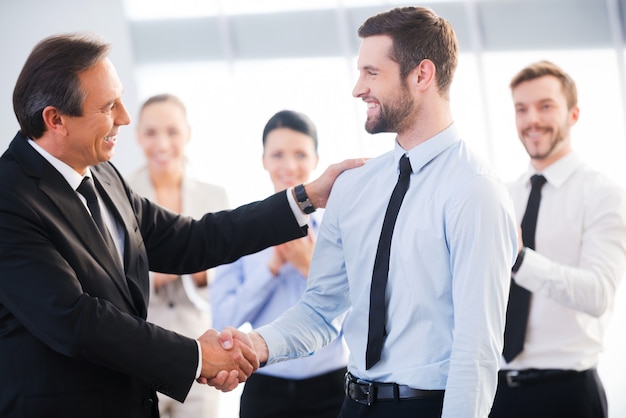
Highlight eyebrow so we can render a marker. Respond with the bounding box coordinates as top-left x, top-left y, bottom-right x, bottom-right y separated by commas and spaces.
359, 64, 381, 72
515, 98, 556, 107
